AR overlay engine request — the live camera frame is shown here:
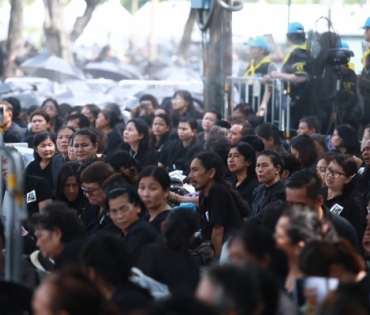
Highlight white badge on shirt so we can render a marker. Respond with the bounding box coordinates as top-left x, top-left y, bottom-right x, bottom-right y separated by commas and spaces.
27, 190, 37, 203
329, 203, 344, 215
205, 211, 209, 222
